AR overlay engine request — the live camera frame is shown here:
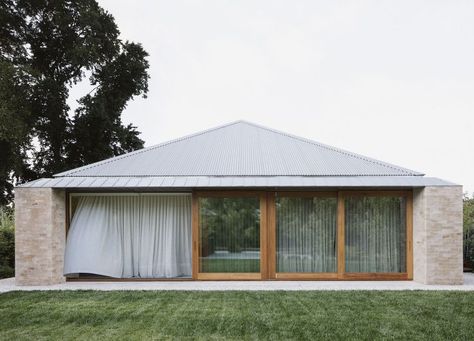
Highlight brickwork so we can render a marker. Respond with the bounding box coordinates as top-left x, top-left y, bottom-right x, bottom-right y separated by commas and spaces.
413, 186, 463, 284
15, 188, 66, 285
